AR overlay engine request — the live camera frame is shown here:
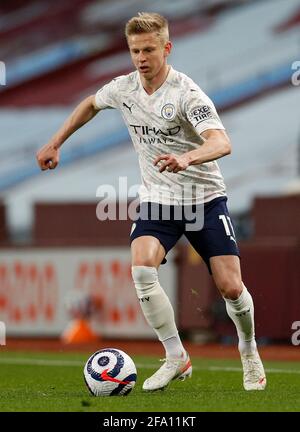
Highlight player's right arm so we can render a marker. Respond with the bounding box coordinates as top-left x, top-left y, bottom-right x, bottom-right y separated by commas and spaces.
36, 95, 100, 171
